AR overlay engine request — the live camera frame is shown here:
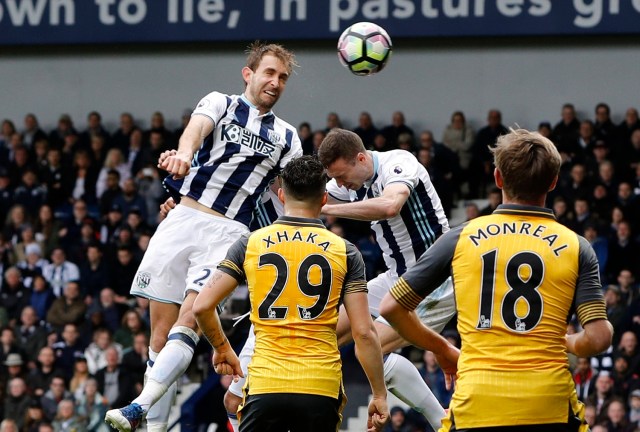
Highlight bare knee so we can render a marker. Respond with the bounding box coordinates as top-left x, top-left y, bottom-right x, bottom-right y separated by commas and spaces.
224, 390, 242, 414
